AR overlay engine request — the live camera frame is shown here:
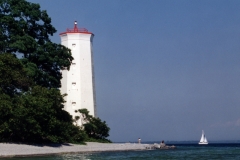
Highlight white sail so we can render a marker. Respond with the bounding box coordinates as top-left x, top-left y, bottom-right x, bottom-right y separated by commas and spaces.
204, 136, 208, 143
199, 133, 204, 142
199, 130, 208, 144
